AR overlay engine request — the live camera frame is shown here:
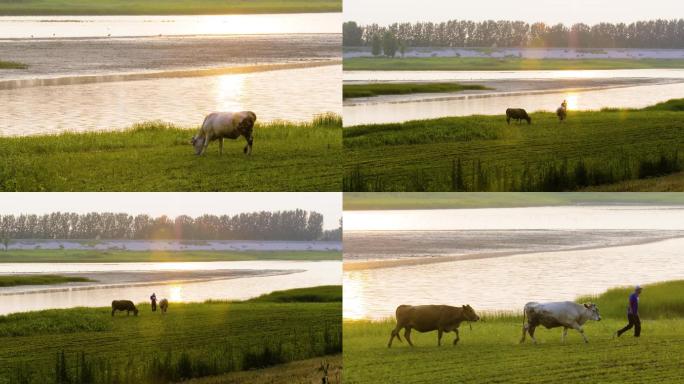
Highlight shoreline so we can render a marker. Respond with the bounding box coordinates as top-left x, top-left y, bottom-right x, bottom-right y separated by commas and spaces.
343, 234, 684, 271
0, 60, 341, 90
0, 269, 302, 295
